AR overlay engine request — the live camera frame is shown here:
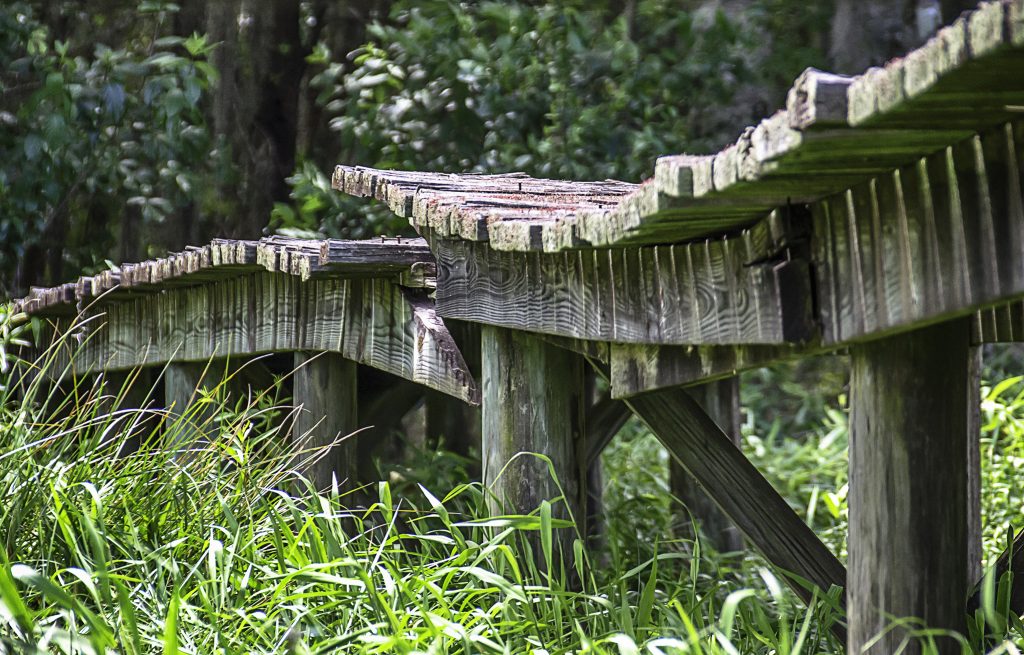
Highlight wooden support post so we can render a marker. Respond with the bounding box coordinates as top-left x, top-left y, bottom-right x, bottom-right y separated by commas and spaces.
670, 377, 744, 552
968, 346, 983, 588
481, 326, 586, 552
292, 352, 358, 493
100, 368, 156, 456
425, 390, 481, 459
164, 362, 218, 452
849, 319, 971, 653
625, 388, 846, 622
